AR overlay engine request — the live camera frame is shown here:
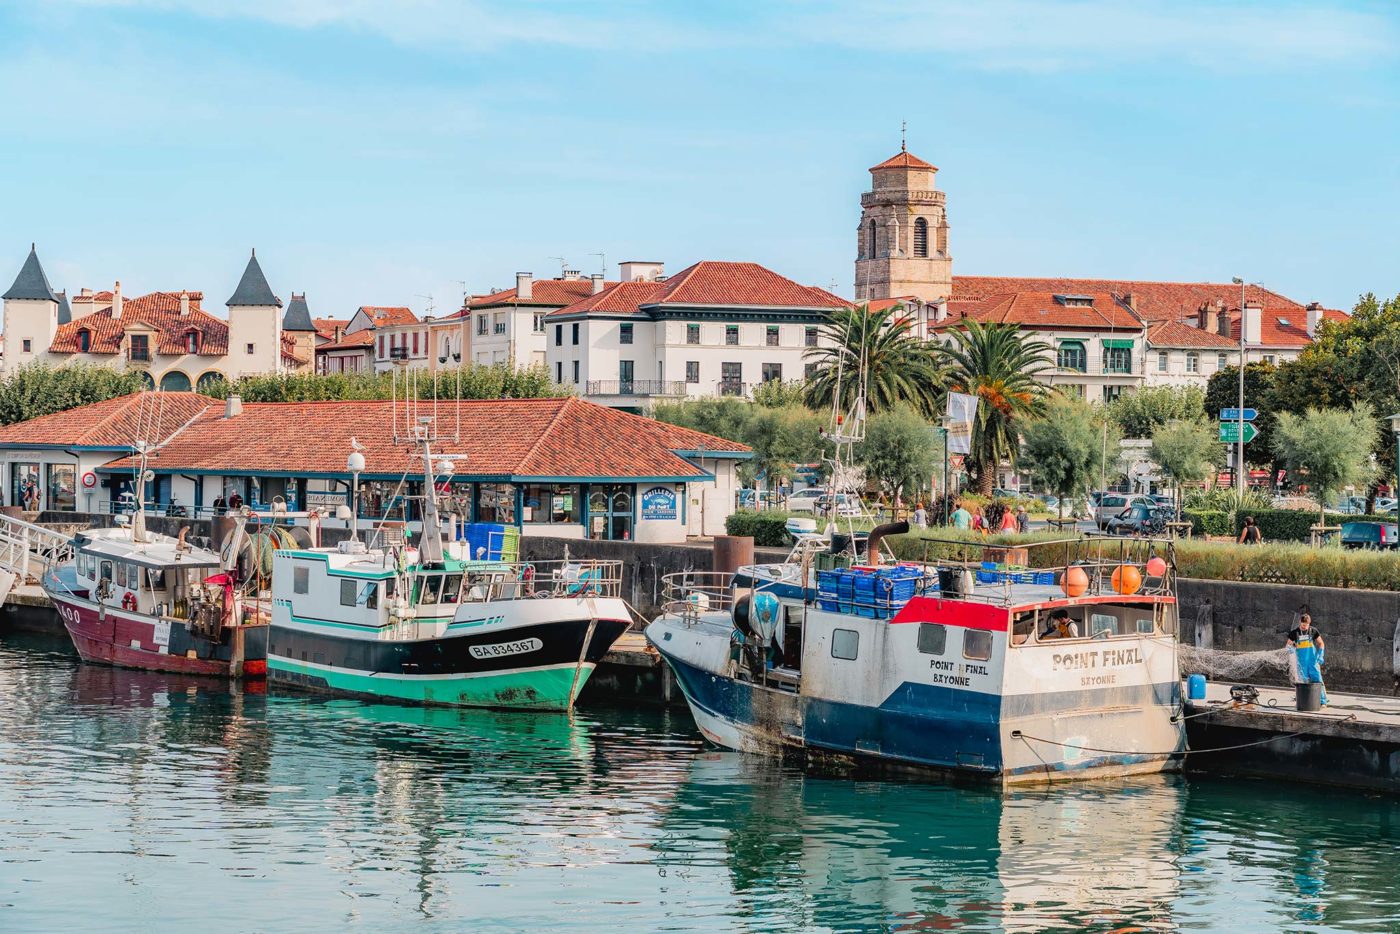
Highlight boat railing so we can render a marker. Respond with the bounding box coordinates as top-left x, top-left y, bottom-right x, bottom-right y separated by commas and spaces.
460, 558, 623, 602
660, 571, 739, 621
